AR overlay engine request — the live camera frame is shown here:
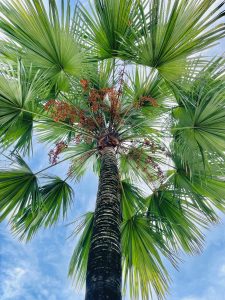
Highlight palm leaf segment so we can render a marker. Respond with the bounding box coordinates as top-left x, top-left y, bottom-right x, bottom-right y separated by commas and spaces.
0, 155, 40, 222
0, 61, 49, 154
79, 0, 225, 79
0, 154, 74, 241
78, 0, 138, 59
170, 59, 225, 221
0, 1, 225, 300
12, 175, 74, 241
172, 58, 225, 163
0, 0, 86, 90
